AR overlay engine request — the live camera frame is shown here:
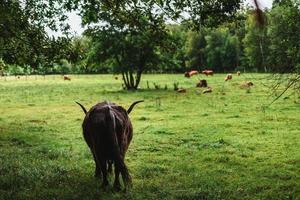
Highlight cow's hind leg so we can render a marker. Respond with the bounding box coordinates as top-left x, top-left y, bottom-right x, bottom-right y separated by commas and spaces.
107, 160, 113, 174
118, 157, 132, 191
113, 163, 121, 191
100, 160, 109, 188
91, 151, 101, 178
